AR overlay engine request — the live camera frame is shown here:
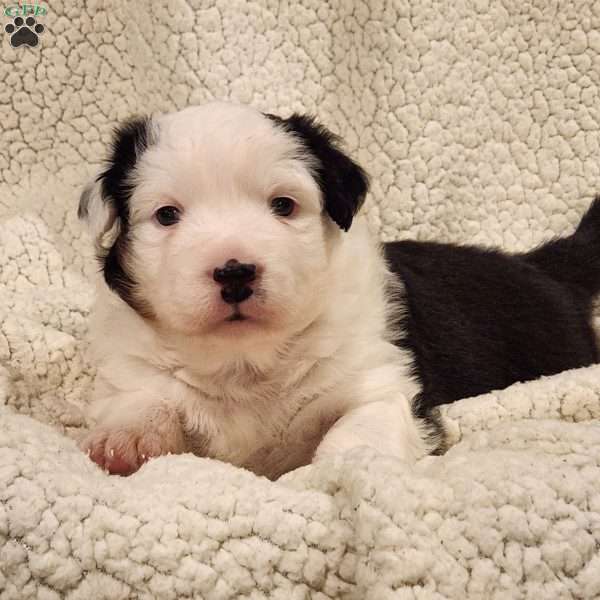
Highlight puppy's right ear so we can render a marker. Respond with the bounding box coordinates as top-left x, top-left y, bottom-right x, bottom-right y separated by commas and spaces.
78, 116, 155, 247
78, 177, 119, 247
77, 117, 157, 244
78, 117, 156, 316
